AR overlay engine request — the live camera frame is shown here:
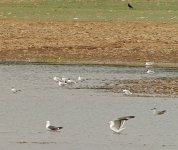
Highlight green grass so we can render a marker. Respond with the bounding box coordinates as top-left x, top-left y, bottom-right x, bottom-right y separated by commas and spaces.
0, 0, 178, 21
